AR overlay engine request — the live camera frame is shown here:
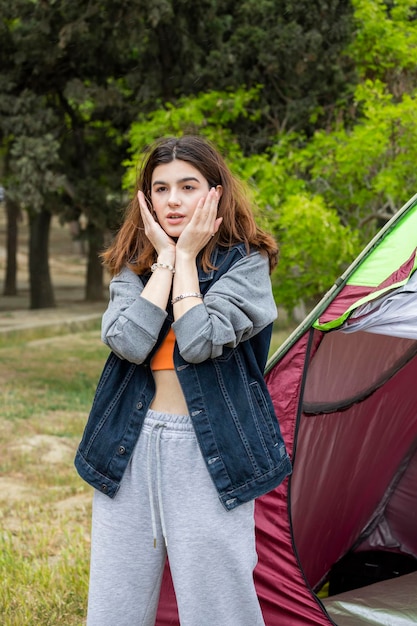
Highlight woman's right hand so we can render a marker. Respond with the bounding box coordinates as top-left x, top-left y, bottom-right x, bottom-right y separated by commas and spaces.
138, 191, 176, 265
